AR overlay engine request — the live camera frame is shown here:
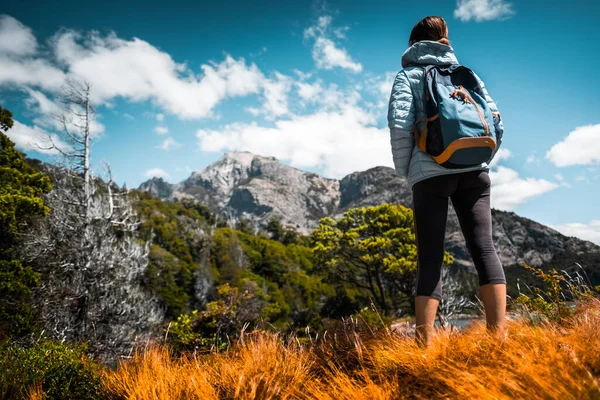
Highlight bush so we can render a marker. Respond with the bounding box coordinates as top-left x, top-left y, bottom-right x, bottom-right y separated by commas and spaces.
168, 282, 267, 352
514, 263, 600, 323
0, 339, 102, 400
